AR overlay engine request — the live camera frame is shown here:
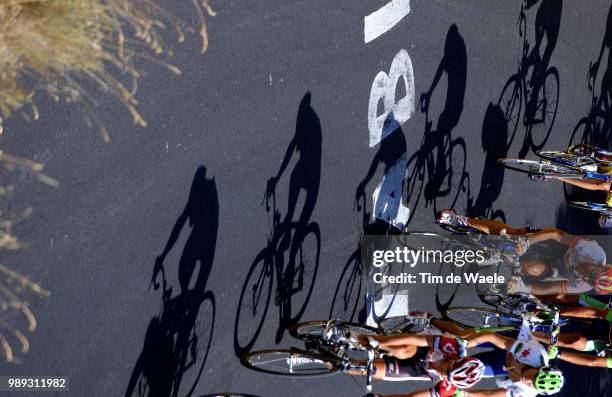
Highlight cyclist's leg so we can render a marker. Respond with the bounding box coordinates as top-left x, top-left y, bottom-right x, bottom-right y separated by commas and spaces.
379, 345, 418, 360
519, 258, 549, 277
557, 177, 611, 191
345, 351, 430, 381
438, 209, 528, 235
561, 305, 611, 321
